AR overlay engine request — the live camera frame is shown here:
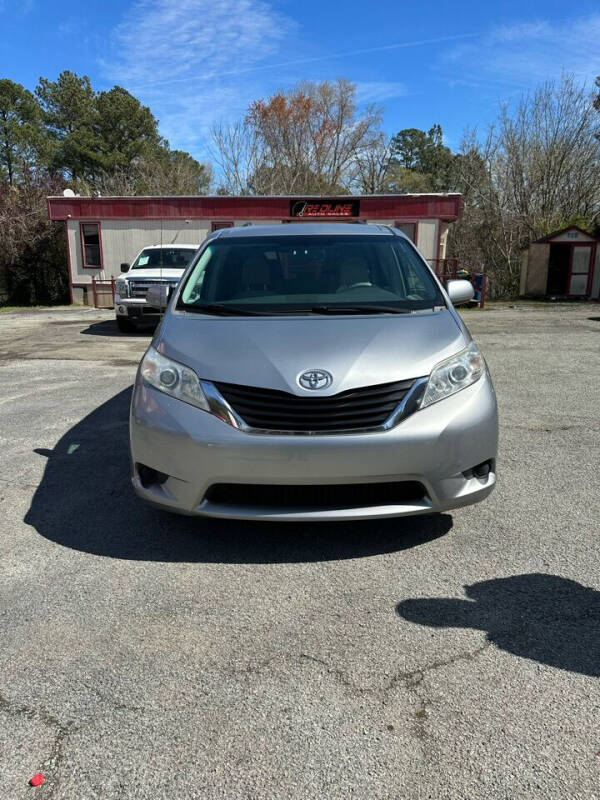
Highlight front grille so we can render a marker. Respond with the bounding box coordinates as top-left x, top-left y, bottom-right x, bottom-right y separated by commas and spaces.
205, 481, 426, 510
214, 379, 415, 432
128, 280, 173, 299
